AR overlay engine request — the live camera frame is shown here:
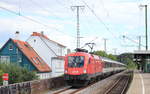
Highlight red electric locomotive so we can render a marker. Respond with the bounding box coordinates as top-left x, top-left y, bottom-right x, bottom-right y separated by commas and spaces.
64, 49, 125, 87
